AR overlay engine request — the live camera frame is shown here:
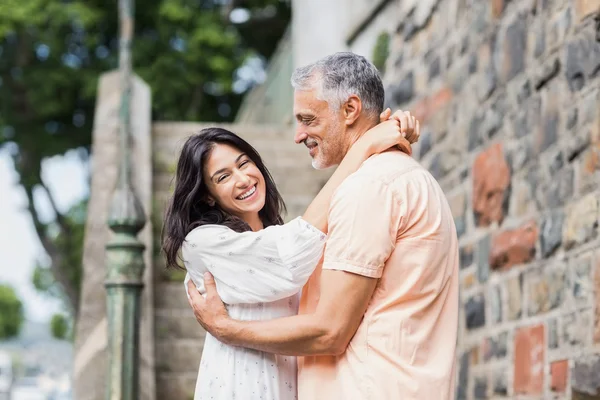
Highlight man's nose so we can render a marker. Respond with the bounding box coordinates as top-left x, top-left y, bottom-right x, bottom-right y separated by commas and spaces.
294, 130, 308, 144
